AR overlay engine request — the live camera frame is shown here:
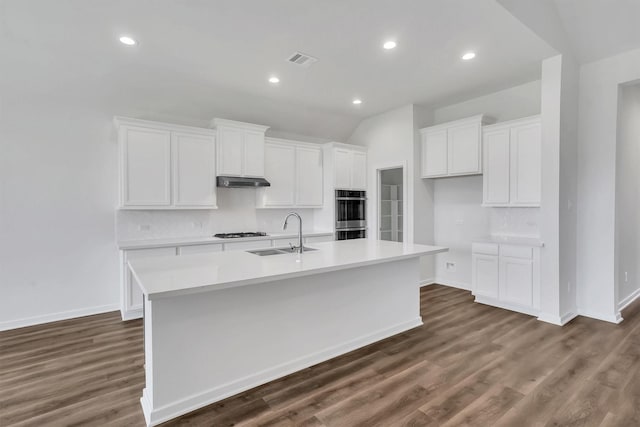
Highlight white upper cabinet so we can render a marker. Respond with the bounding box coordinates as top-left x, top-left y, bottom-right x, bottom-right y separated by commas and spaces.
257, 138, 323, 208
296, 145, 323, 206
482, 116, 541, 207
421, 115, 490, 178
116, 117, 217, 210
211, 118, 269, 178
331, 144, 367, 190
120, 126, 172, 207
261, 141, 296, 206
172, 132, 217, 207
422, 129, 448, 177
